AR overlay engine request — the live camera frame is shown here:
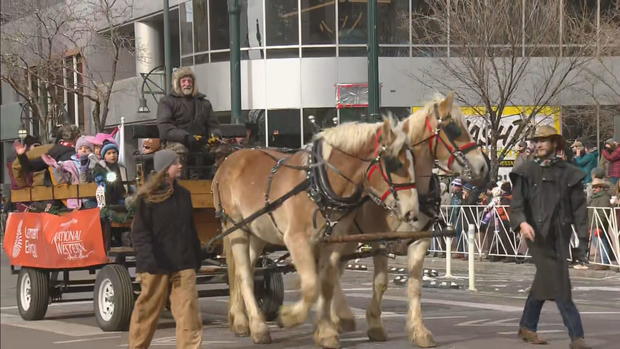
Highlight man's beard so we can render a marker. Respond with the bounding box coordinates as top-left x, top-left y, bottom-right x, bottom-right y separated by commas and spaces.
182, 87, 193, 96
